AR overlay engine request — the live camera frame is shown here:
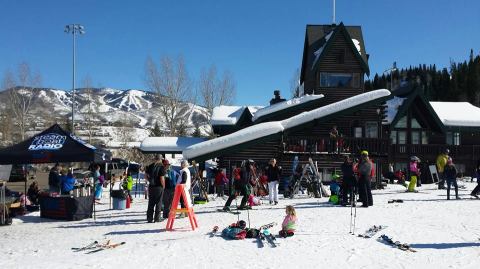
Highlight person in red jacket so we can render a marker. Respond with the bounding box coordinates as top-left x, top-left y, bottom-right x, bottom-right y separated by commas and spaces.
214, 168, 228, 197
